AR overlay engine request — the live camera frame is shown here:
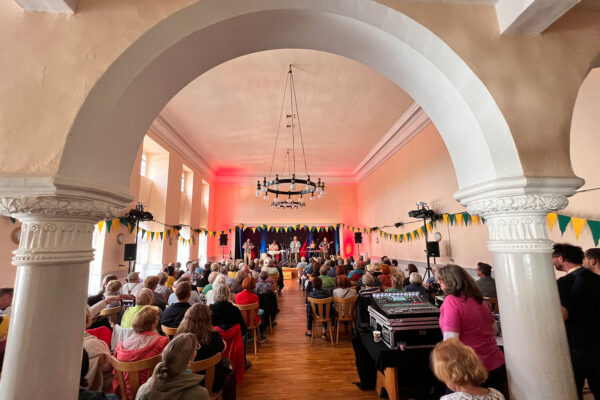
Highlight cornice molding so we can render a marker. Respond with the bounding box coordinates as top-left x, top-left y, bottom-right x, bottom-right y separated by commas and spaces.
215, 173, 356, 185
150, 113, 215, 180
352, 102, 431, 182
